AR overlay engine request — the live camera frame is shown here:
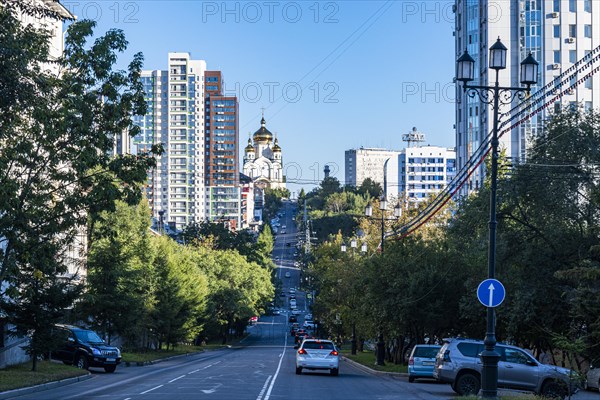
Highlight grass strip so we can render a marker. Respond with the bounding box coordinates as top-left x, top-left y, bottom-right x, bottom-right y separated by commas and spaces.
340, 349, 408, 374
0, 360, 88, 392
